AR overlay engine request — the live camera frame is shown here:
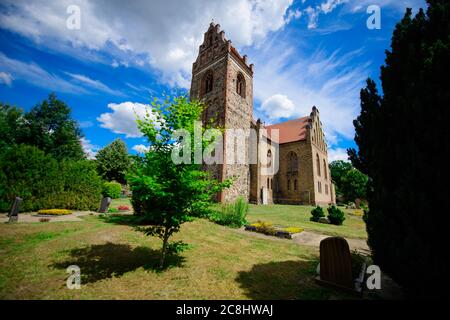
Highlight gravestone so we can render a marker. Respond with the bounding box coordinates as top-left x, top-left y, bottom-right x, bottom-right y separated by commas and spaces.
315, 236, 354, 292
8, 197, 22, 223
98, 197, 112, 213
